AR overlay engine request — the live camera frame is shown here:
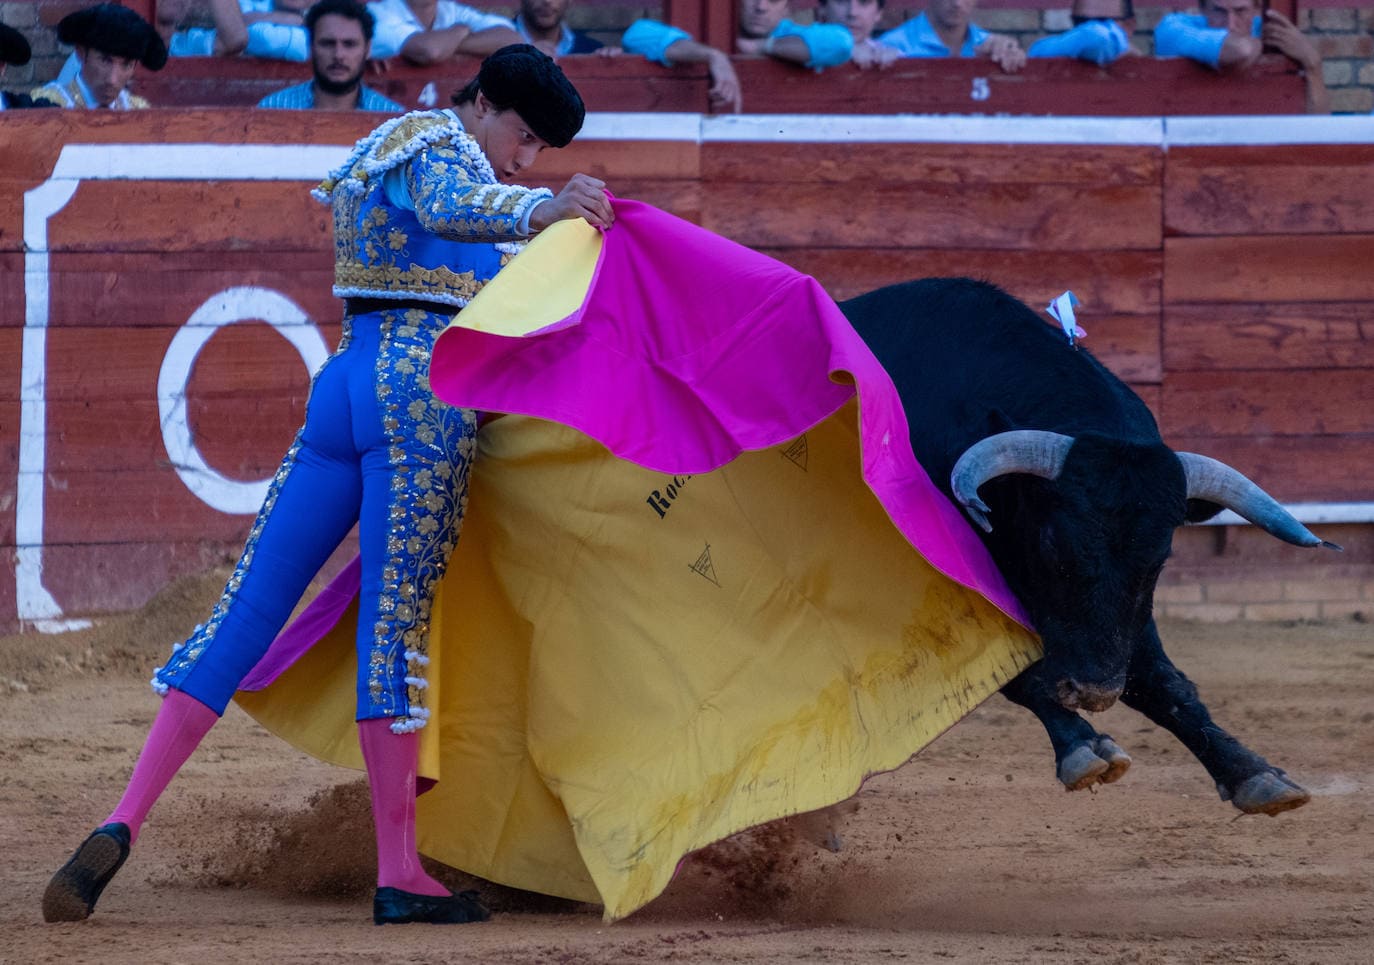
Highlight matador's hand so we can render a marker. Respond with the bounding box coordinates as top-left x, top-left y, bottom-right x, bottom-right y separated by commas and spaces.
529, 173, 615, 231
